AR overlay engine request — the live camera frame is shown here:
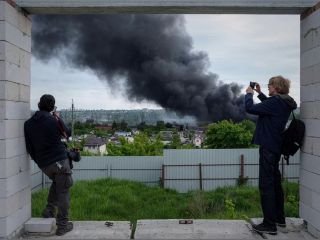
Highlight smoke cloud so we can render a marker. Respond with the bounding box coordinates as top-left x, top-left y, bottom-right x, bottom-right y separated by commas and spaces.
32, 14, 247, 122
